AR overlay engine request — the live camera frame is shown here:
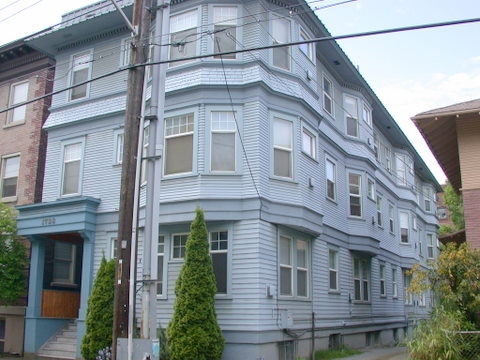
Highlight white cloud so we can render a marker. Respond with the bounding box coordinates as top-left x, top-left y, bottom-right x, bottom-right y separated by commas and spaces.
376, 67, 480, 184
